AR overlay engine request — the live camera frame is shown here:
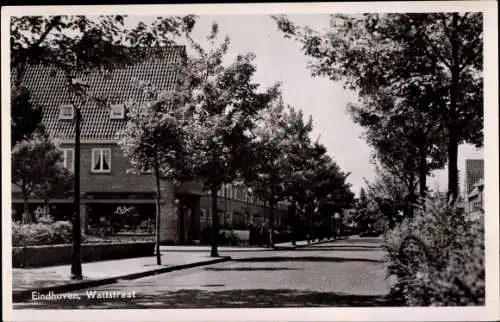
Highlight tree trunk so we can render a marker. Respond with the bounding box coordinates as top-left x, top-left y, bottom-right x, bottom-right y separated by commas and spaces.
447, 134, 459, 203
22, 193, 30, 224
407, 173, 416, 218
179, 203, 185, 244
43, 198, 51, 218
210, 183, 219, 257
290, 204, 296, 246
154, 151, 162, 265
418, 143, 427, 200
269, 201, 275, 248
447, 13, 460, 204
309, 205, 314, 242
